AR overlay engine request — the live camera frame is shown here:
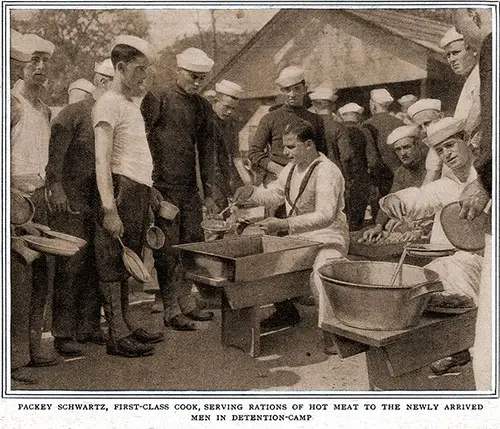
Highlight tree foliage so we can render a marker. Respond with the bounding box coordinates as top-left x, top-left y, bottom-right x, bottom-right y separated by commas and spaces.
11, 9, 150, 105
151, 30, 257, 92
